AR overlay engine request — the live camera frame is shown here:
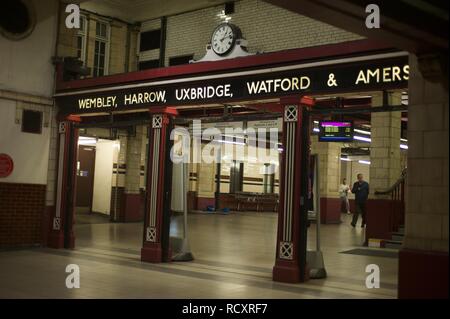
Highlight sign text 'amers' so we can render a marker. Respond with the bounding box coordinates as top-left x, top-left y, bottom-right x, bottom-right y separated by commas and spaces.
63, 56, 409, 114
